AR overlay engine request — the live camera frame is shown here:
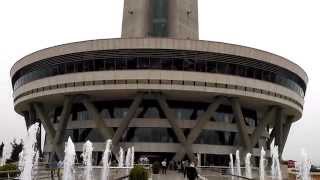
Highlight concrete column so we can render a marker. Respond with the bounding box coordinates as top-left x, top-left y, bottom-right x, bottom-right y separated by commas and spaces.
279, 120, 292, 158
274, 108, 284, 148
22, 111, 32, 128
174, 96, 225, 160
112, 94, 144, 150
47, 96, 74, 160
53, 96, 74, 145
267, 128, 275, 148
27, 104, 42, 156
80, 96, 115, 140
186, 97, 225, 144
33, 103, 56, 139
249, 107, 276, 150
230, 98, 251, 153
157, 95, 196, 161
